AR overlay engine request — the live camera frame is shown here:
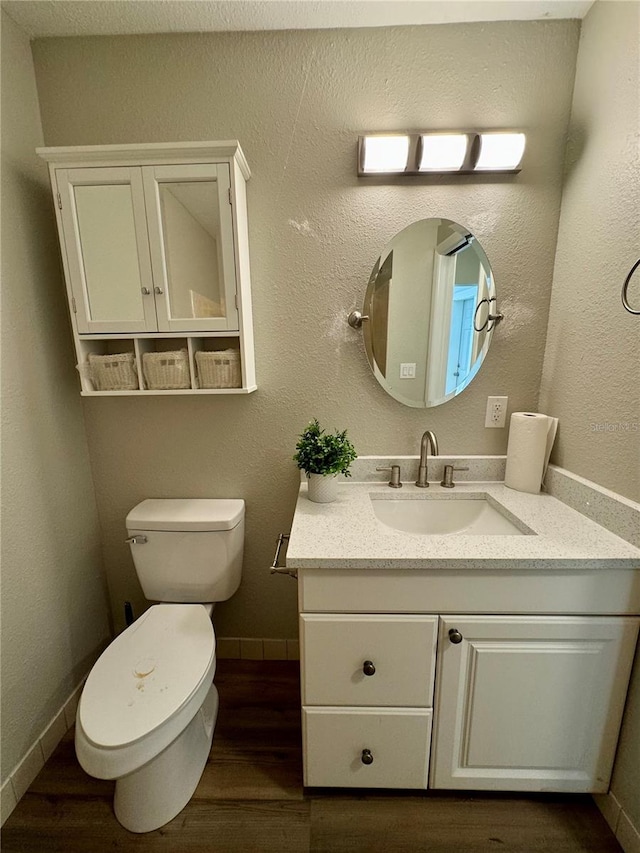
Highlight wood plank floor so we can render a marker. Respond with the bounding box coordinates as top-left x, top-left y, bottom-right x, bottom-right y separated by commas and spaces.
2, 660, 621, 852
